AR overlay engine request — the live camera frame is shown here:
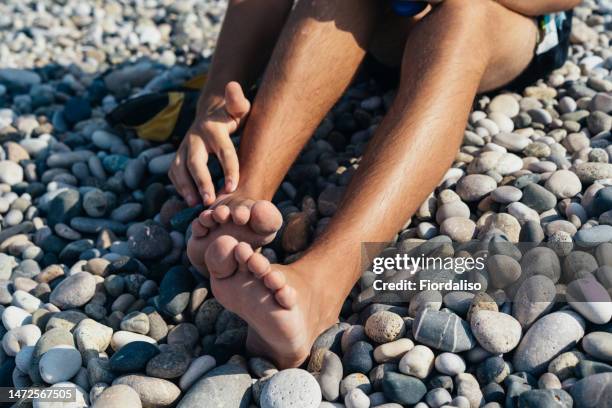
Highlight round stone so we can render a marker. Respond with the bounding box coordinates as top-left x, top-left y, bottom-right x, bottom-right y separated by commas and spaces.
146, 350, 191, 379
0, 161, 24, 185
435, 353, 466, 376
364, 311, 406, 343
440, 217, 476, 243
456, 175, 497, 202
491, 186, 522, 204
127, 222, 172, 260
83, 189, 109, 217
488, 94, 520, 117
470, 311, 522, 354
545, 170, 582, 198
398, 345, 434, 379
39, 345, 82, 384
260, 368, 322, 408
